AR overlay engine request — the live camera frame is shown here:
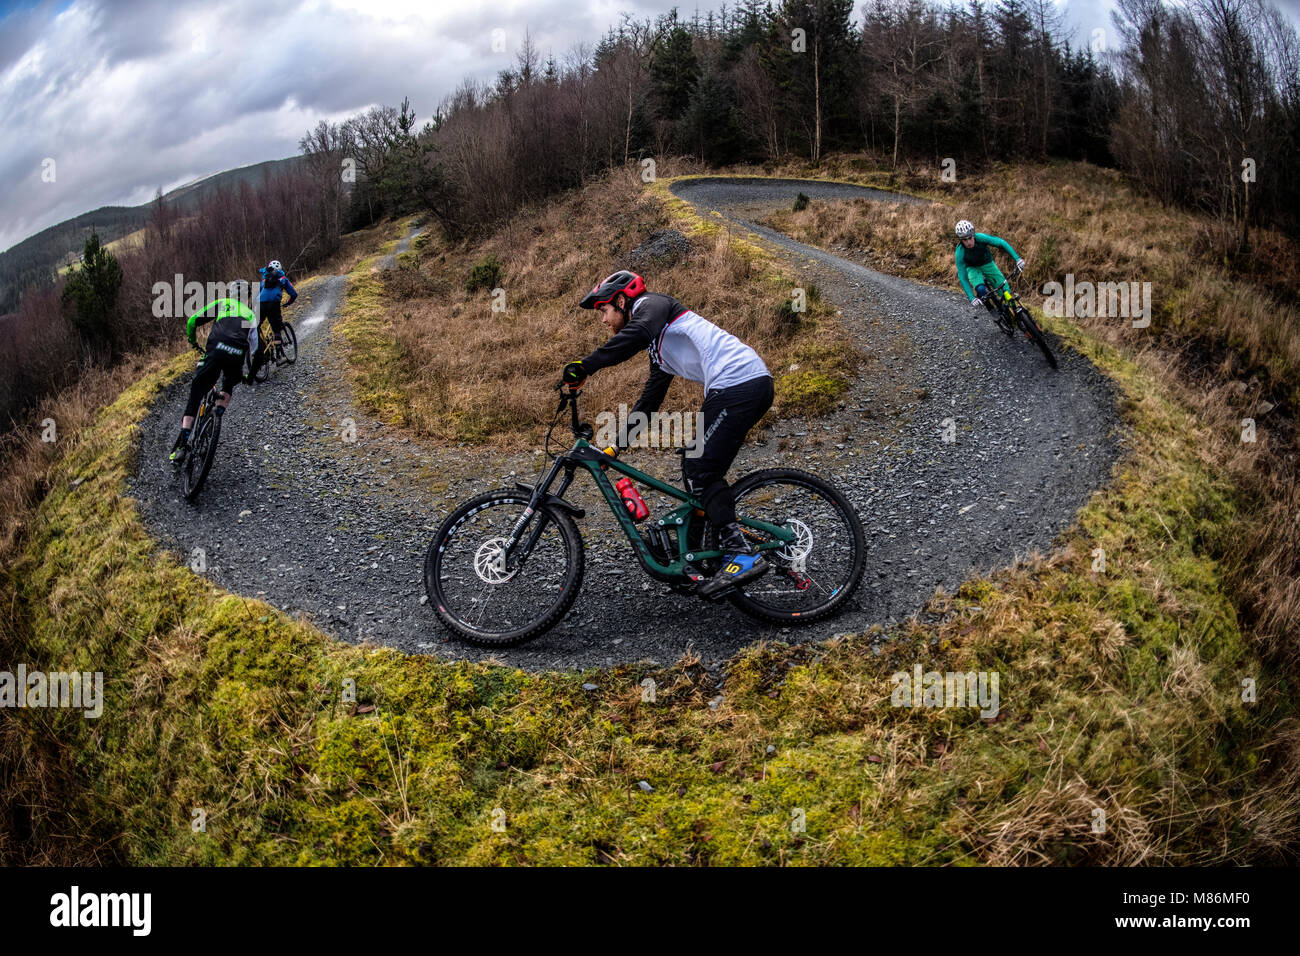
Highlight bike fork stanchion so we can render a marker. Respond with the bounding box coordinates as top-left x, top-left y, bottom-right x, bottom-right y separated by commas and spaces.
506, 458, 571, 569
